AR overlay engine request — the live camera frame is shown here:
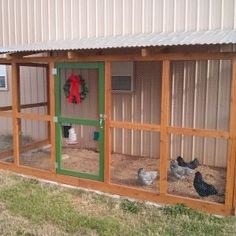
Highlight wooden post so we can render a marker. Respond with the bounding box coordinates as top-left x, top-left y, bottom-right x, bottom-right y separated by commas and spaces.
226, 58, 236, 210
46, 66, 51, 141
104, 61, 111, 183
11, 62, 20, 166
49, 62, 56, 172
159, 60, 170, 194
